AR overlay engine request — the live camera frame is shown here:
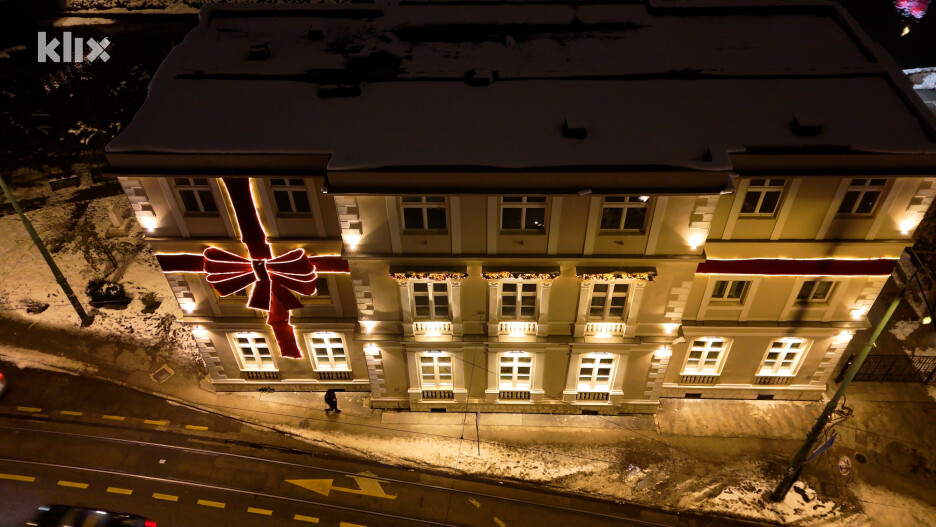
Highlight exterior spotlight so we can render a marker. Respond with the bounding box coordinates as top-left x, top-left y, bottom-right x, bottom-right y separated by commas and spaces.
139, 216, 158, 233
899, 218, 917, 235
361, 320, 376, 333
923, 316, 932, 325
638, 195, 650, 202
343, 233, 361, 250
364, 343, 380, 356
688, 232, 706, 250
663, 323, 678, 334
192, 326, 208, 338
654, 346, 672, 359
